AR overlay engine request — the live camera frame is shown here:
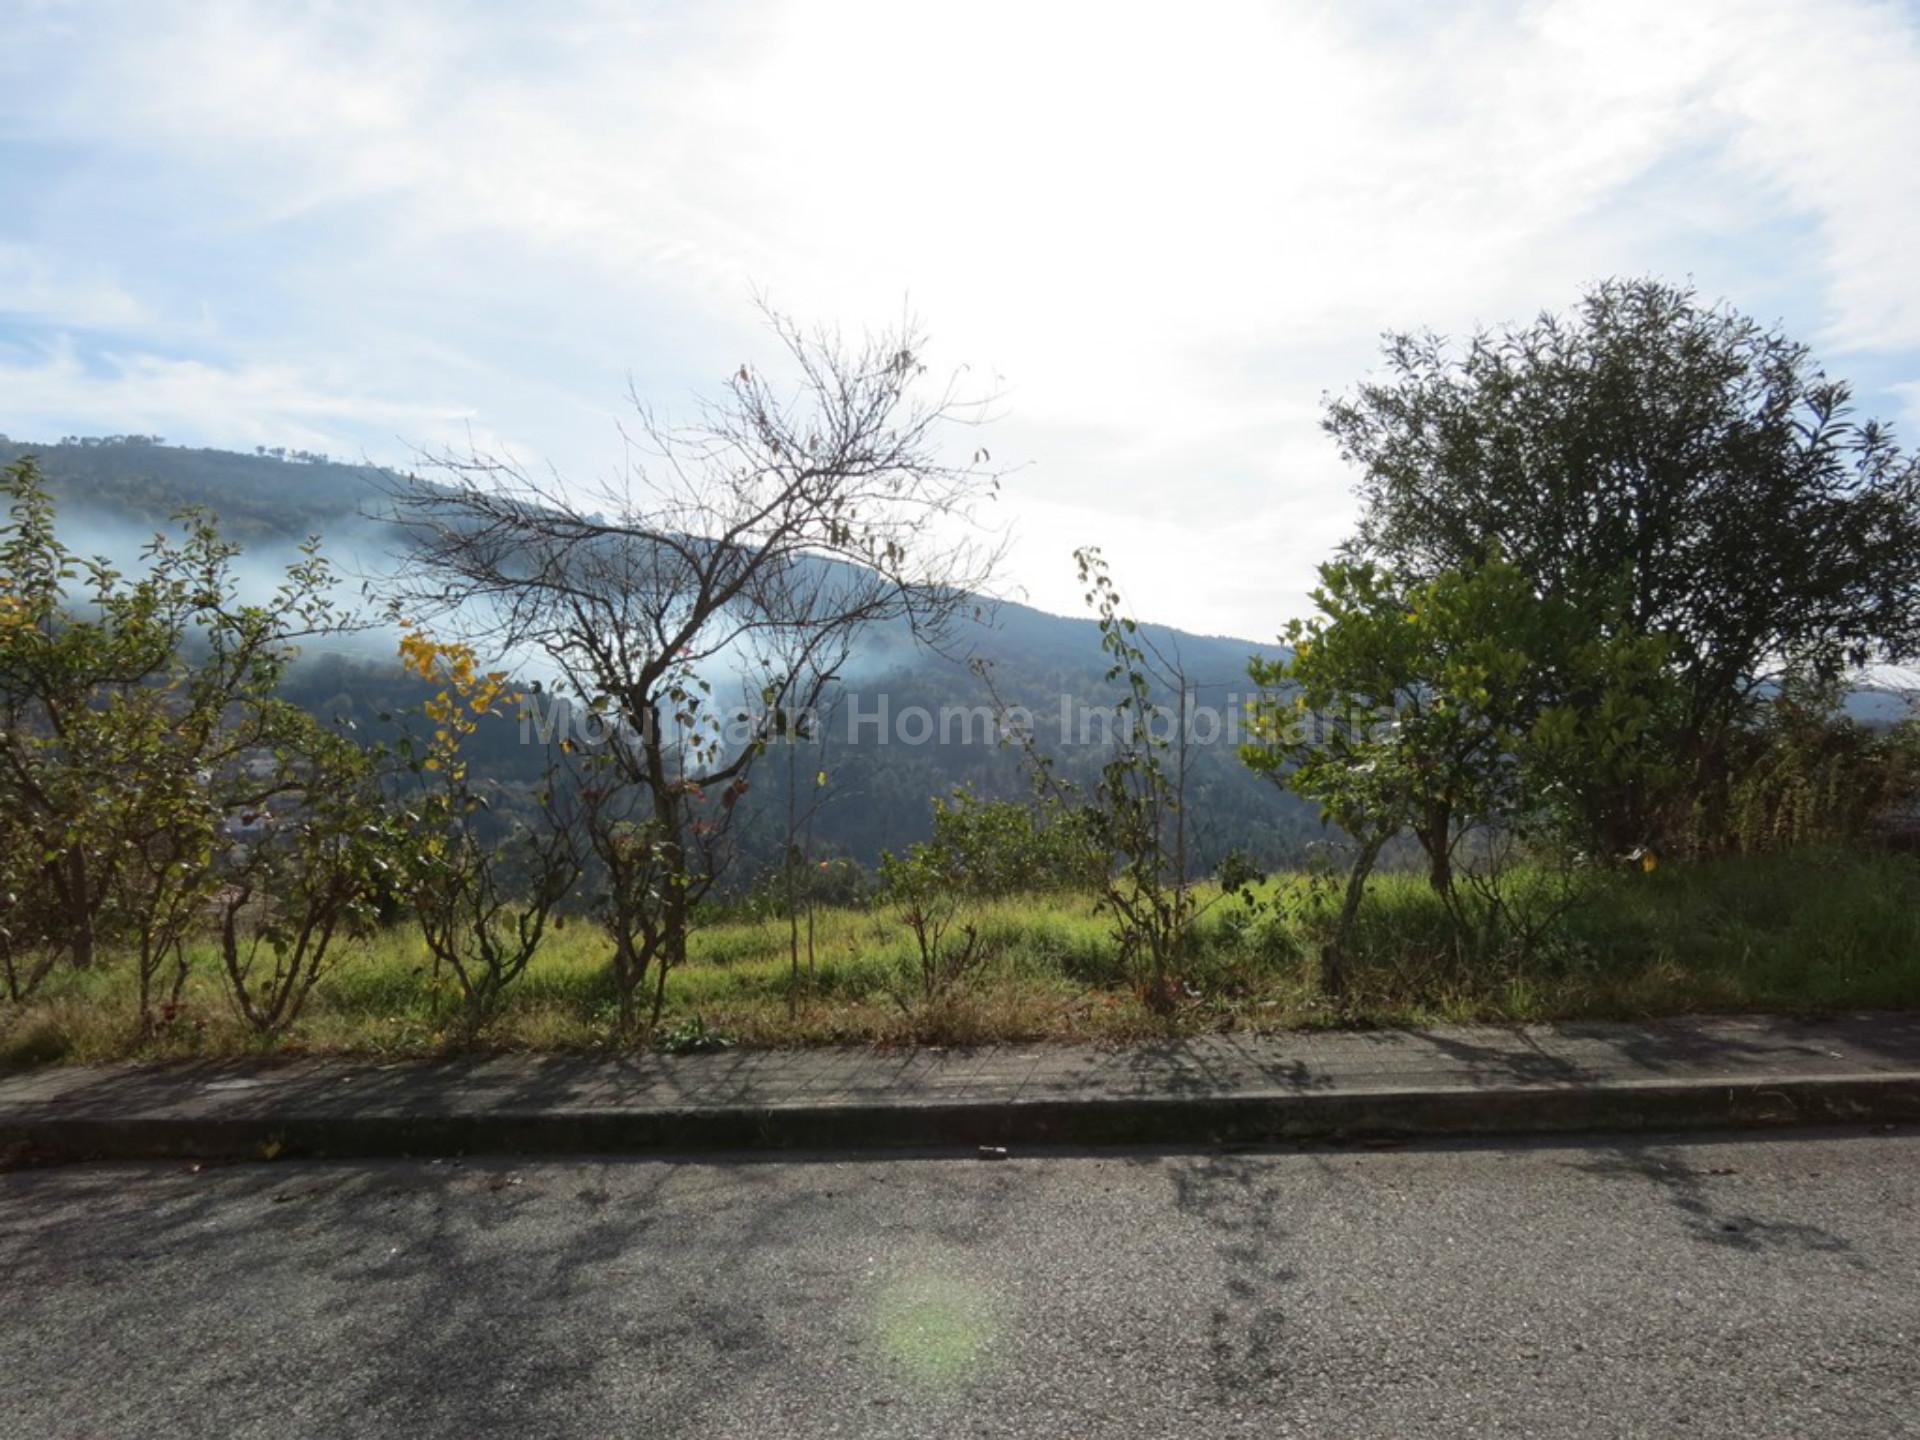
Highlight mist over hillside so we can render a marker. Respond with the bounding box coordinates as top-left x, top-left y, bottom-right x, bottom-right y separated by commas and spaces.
3, 434, 1320, 876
